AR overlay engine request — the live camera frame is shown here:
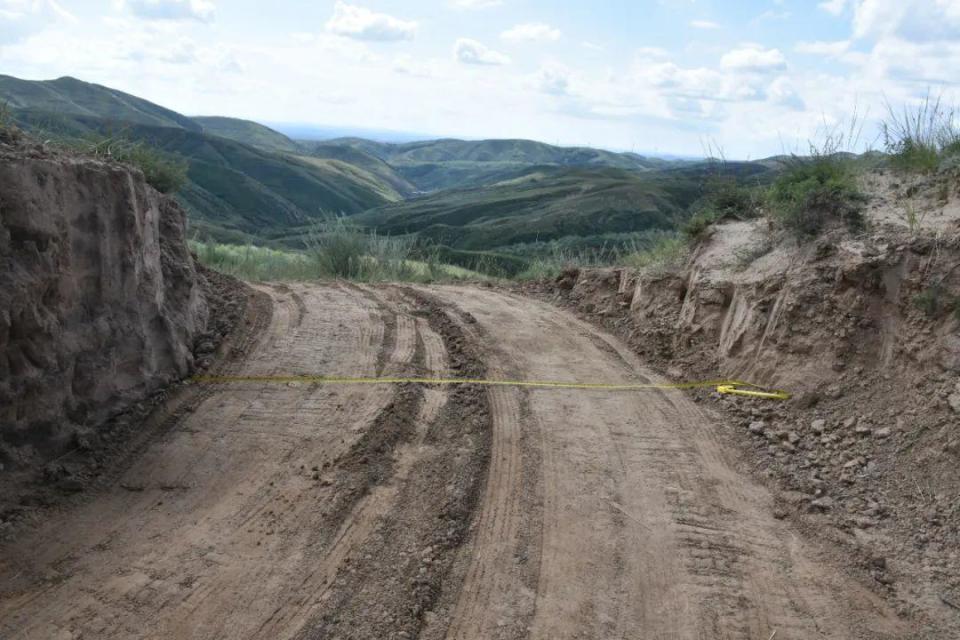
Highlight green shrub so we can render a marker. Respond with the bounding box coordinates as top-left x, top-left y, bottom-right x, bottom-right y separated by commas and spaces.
116, 141, 188, 193
767, 156, 865, 238
306, 218, 369, 279
682, 210, 719, 241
